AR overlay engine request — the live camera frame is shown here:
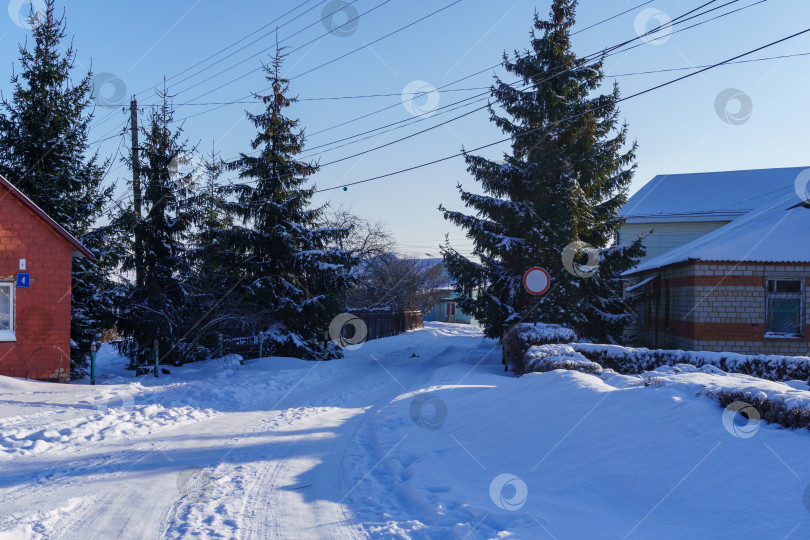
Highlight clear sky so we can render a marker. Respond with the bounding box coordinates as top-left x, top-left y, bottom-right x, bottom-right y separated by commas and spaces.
2, 0, 809, 258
